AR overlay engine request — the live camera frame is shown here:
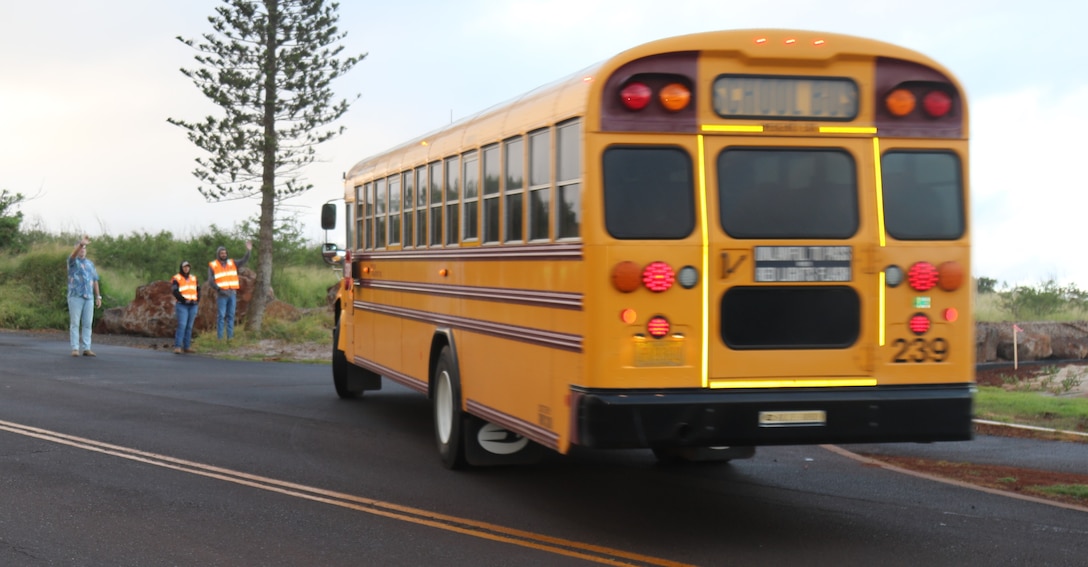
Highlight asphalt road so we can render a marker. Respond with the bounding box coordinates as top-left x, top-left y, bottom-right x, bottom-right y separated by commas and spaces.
1, 332, 1086, 566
